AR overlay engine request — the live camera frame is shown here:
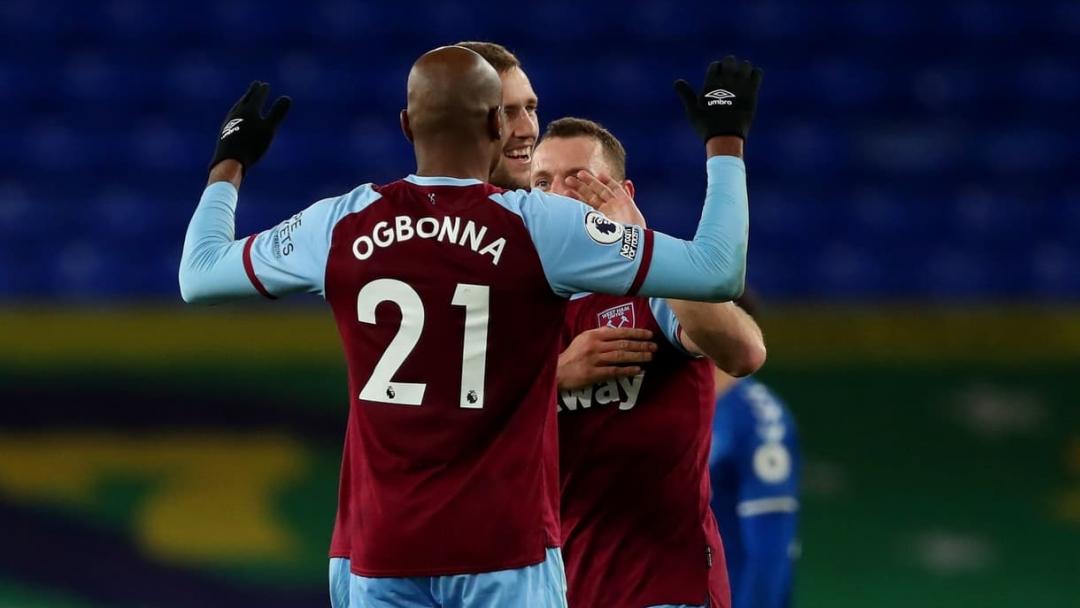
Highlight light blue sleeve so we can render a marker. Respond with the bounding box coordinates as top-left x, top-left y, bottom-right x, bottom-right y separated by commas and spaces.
488, 188, 647, 298
489, 155, 747, 300
178, 182, 254, 304
179, 181, 381, 304
640, 155, 748, 300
